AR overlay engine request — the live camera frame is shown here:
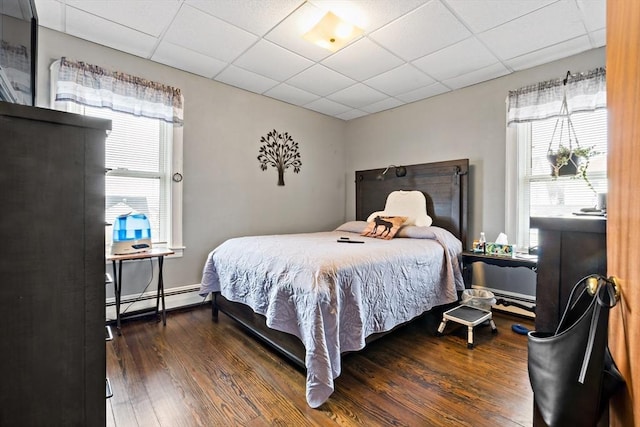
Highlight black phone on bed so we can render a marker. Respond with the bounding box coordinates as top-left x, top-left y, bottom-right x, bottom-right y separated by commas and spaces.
337, 237, 364, 243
